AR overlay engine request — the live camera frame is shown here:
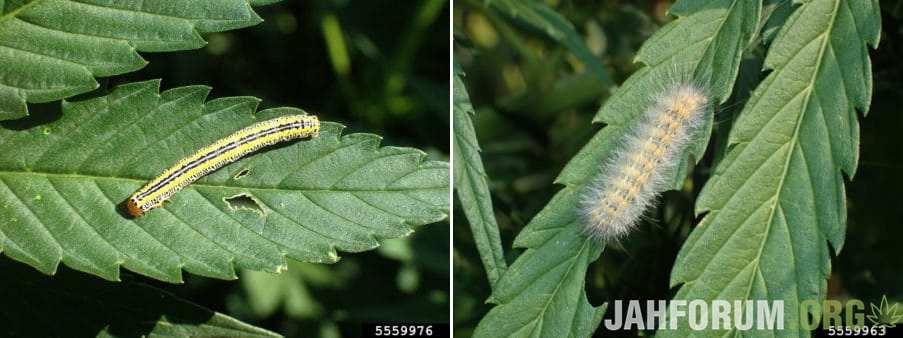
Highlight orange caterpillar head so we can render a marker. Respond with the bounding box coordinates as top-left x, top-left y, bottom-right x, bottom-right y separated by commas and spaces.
126, 197, 144, 217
